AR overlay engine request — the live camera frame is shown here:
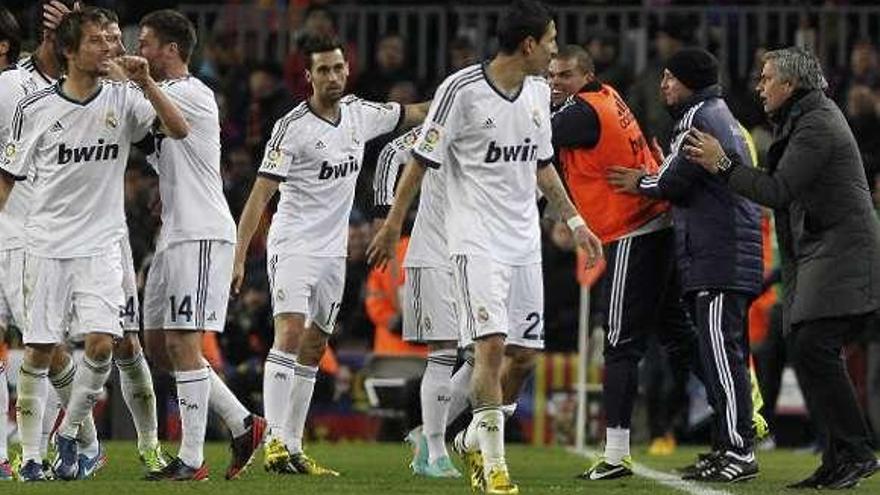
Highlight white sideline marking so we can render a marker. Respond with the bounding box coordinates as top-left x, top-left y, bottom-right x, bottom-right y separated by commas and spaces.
571, 448, 735, 495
